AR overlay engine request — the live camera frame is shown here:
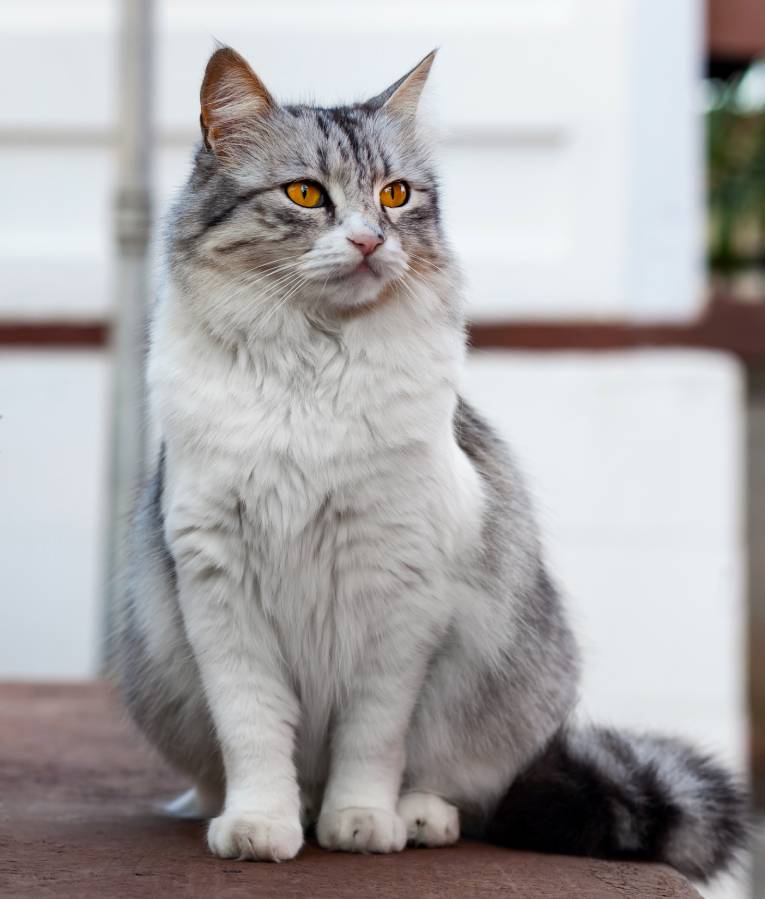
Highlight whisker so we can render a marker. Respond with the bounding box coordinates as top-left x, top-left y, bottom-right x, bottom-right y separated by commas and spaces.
407, 252, 448, 276
225, 264, 305, 300
256, 276, 309, 330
